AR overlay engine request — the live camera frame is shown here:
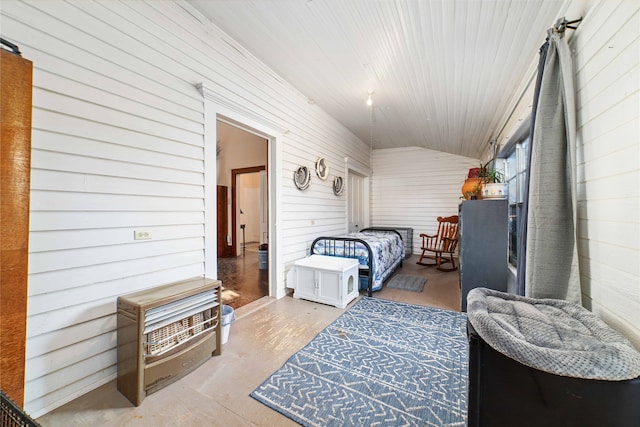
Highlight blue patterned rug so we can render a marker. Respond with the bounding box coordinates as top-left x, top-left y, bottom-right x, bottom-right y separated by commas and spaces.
250, 297, 469, 426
